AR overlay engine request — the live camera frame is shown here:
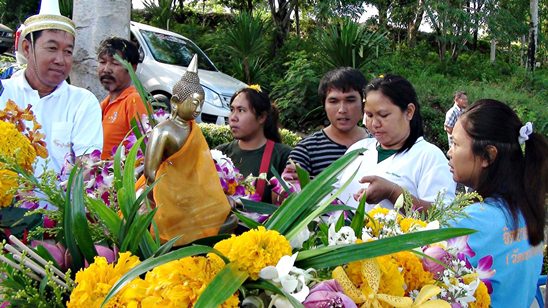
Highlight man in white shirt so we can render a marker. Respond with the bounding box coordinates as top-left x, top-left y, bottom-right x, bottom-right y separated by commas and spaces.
444, 91, 468, 148
0, 0, 102, 176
